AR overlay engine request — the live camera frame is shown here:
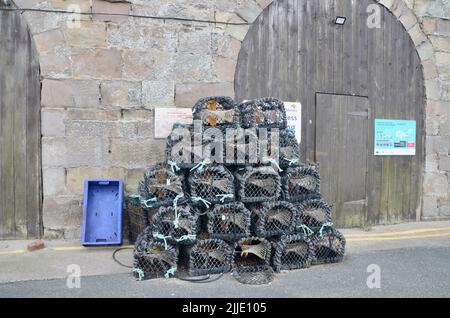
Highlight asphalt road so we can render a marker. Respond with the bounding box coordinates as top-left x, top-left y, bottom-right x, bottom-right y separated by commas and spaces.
1, 246, 449, 298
